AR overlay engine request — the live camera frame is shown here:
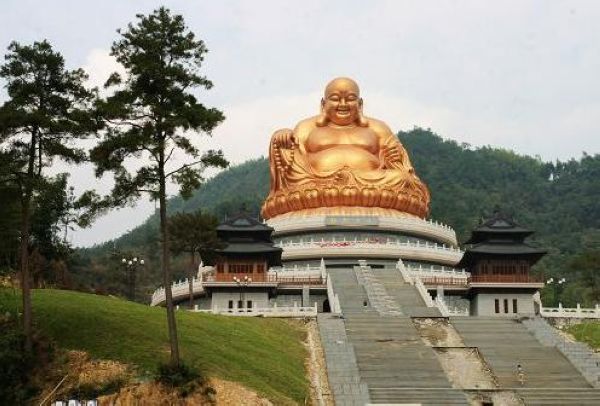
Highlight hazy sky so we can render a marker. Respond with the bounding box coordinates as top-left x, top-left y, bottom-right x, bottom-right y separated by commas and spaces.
1, 1, 599, 247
